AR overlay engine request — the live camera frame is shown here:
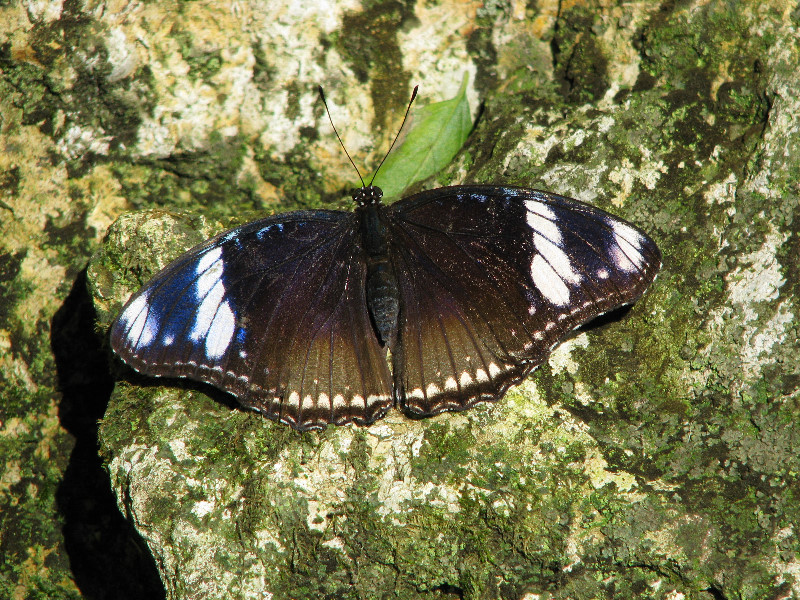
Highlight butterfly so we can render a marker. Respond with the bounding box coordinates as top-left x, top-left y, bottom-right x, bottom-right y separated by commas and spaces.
110, 88, 661, 431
